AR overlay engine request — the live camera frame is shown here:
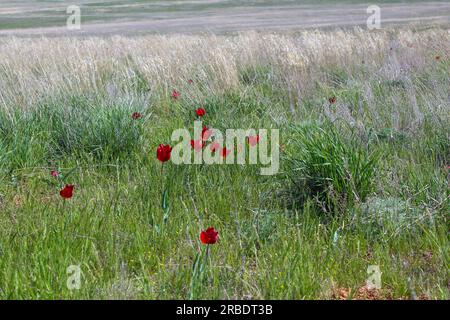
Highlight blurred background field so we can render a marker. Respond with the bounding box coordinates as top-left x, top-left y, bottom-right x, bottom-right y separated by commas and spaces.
1, 1, 449, 34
